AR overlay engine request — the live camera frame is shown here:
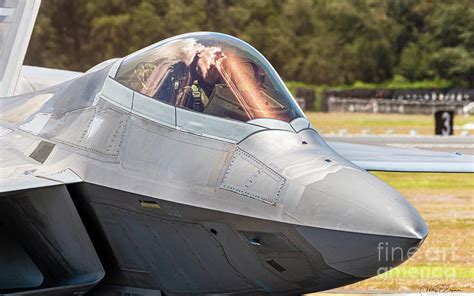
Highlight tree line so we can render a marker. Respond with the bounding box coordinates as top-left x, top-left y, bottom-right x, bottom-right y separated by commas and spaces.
25, 0, 474, 88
